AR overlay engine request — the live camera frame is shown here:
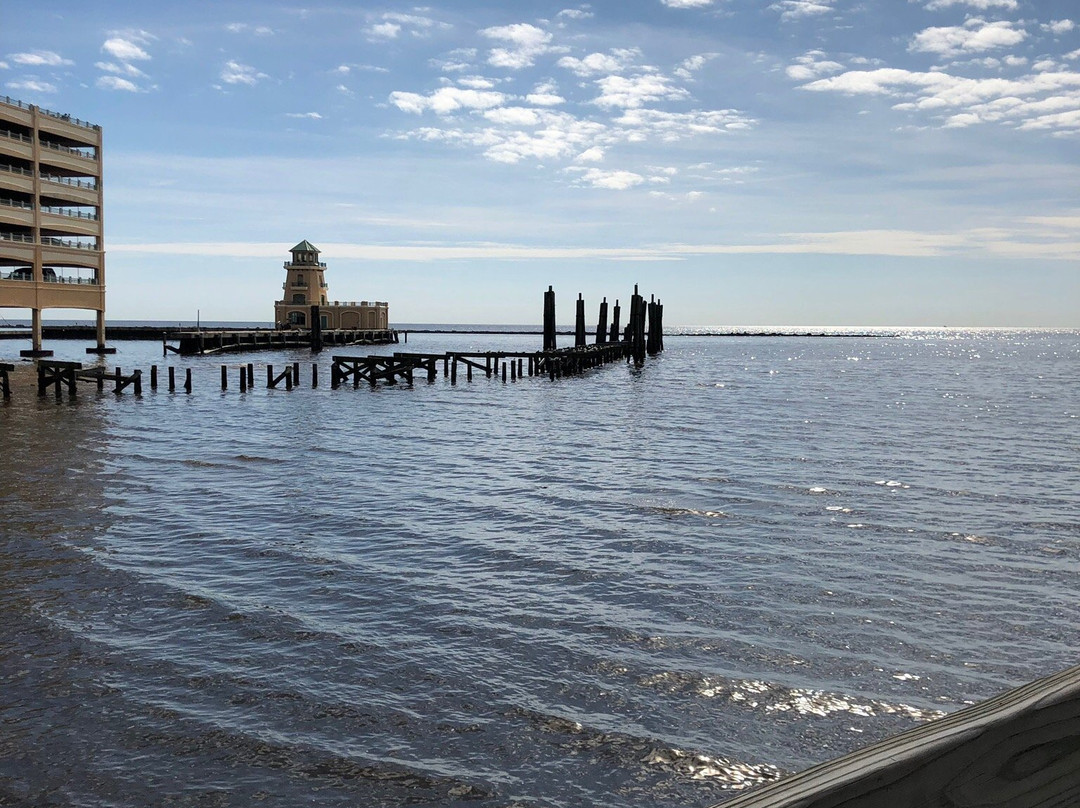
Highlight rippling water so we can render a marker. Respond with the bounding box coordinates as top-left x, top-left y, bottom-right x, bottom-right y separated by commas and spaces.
2, 329, 1078, 807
